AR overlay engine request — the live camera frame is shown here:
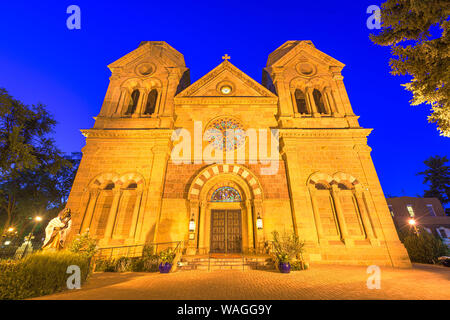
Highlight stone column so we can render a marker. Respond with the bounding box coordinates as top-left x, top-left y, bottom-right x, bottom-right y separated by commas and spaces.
272, 69, 294, 118
80, 189, 100, 234
143, 144, 171, 244
355, 188, 378, 245
308, 188, 326, 245
154, 89, 162, 116
127, 190, 143, 242
330, 184, 351, 245
115, 88, 128, 116
162, 70, 182, 118
323, 87, 338, 115
133, 89, 147, 118
245, 200, 254, 253
290, 88, 298, 115
198, 201, 207, 253
305, 87, 320, 118
103, 188, 123, 243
